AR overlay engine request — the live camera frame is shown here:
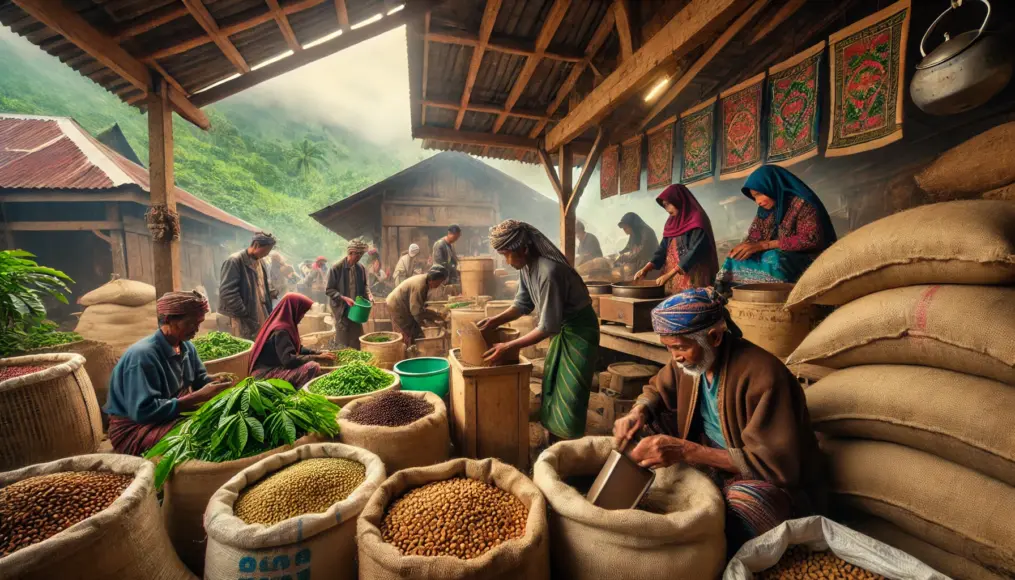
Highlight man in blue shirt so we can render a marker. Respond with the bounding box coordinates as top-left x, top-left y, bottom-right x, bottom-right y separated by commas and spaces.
105, 291, 233, 455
